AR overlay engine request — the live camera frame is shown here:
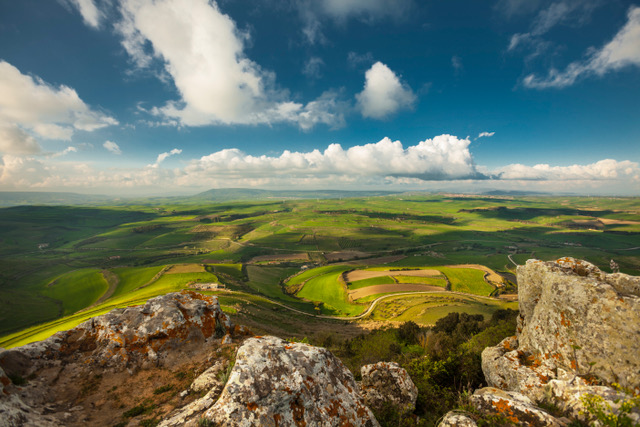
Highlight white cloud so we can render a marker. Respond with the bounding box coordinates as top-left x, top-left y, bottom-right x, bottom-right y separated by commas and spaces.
52, 146, 78, 158
494, 159, 640, 181
356, 62, 416, 119
114, 0, 343, 130
64, 0, 103, 28
297, 0, 413, 45
523, 5, 640, 88
2, 135, 639, 196
184, 135, 480, 181
103, 140, 122, 155
347, 51, 374, 69
150, 148, 182, 168
477, 131, 495, 139
0, 60, 117, 154
302, 56, 325, 79
0, 124, 41, 155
